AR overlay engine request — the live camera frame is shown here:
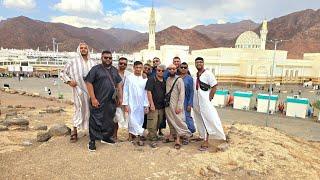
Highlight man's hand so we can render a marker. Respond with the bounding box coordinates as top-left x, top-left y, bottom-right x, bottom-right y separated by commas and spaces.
91, 98, 100, 108
187, 105, 192, 112
68, 80, 77, 87
117, 98, 123, 107
124, 105, 130, 113
150, 104, 156, 112
175, 108, 182, 114
144, 107, 149, 114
